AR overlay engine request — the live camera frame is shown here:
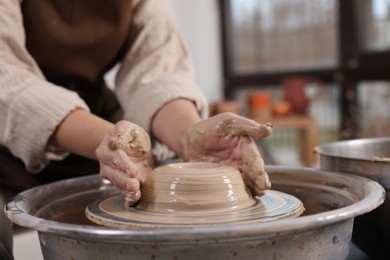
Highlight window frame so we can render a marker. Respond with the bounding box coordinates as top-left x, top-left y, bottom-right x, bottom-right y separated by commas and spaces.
219, 0, 390, 138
